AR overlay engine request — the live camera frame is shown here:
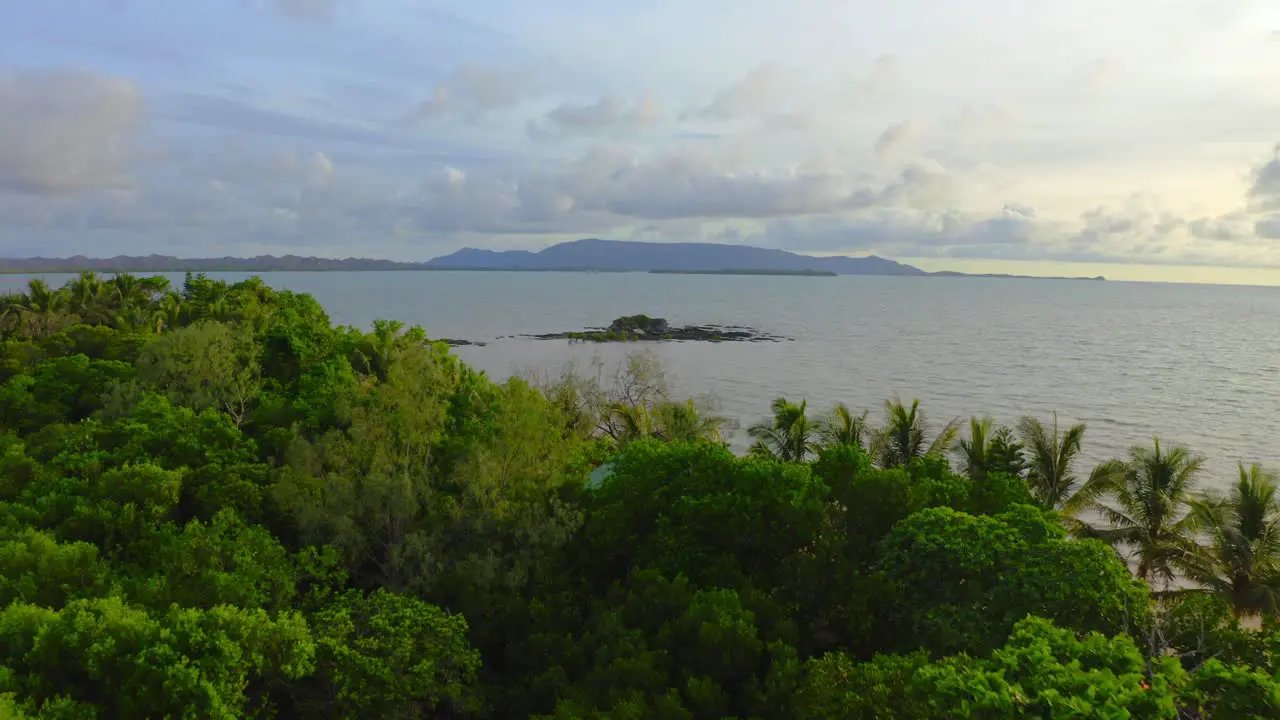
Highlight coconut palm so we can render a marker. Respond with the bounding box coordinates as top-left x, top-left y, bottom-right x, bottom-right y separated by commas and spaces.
67, 271, 110, 324
1181, 464, 1280, 617
748, 397, 817, 462
871, 398, 958, 468
1018, 413, 1106, 511
10, 280, 72, 338
956, 416, 995, 481
1077, 438, 1205, 585
108, 272, 152, 311
816, 403, 870, 450
652, 398, 727, 444
609, 401, 655, 445
154, 291, 184, 333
